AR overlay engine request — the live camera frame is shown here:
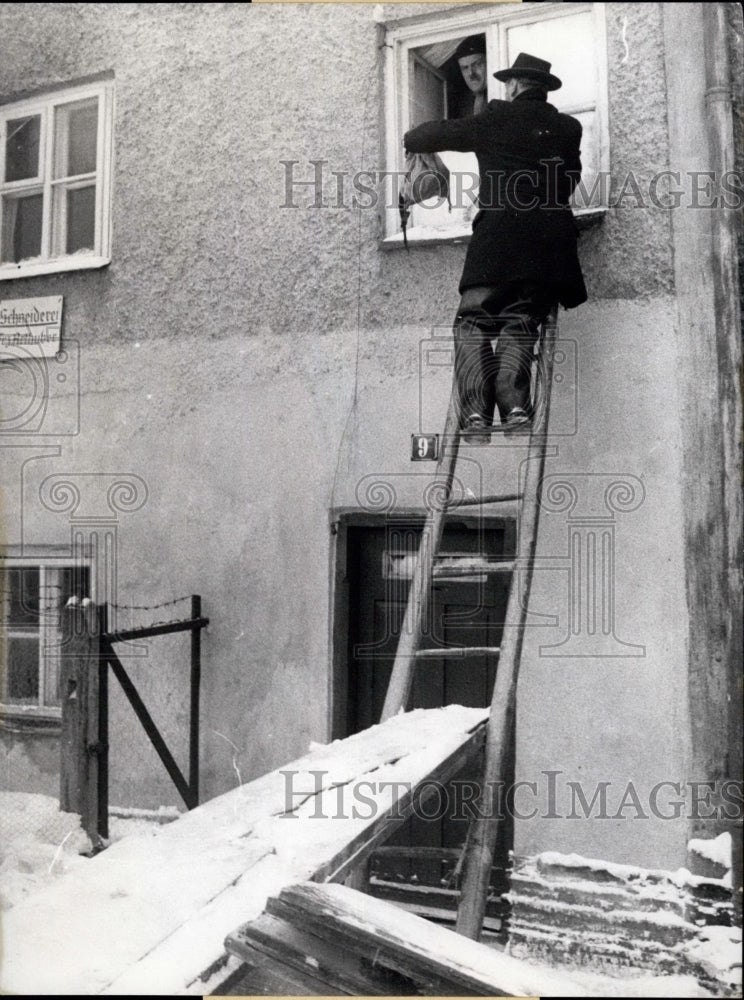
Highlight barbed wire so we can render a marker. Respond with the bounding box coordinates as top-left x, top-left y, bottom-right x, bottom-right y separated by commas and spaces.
107, 595, 194, 612
1, 594, 203, 634
104, 613, 203, 634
